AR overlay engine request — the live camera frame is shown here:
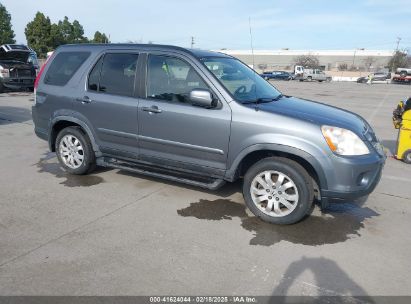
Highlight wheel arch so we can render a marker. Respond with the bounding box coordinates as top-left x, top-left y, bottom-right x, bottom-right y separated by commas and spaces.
49, 116, 100, 154
226, 144, 328, 190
